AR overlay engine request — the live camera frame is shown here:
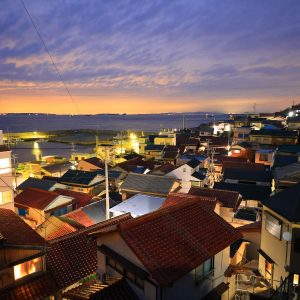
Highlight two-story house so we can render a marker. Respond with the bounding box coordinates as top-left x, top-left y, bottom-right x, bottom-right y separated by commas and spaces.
250, 129, 298, 146
258, 183, 300, 296
90, 198, 242, 300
